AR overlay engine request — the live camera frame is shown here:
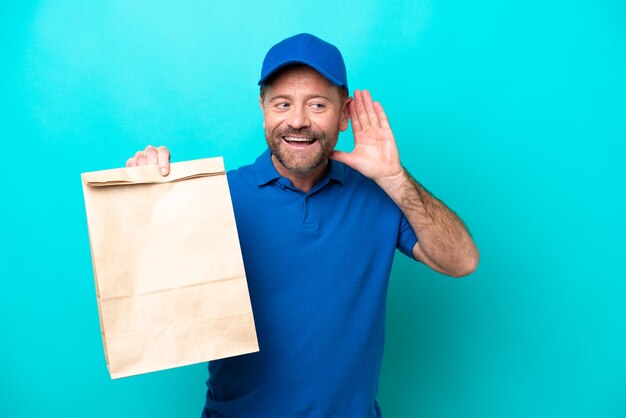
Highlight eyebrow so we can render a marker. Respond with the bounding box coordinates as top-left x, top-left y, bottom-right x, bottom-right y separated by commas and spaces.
269, 94, 332, 102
